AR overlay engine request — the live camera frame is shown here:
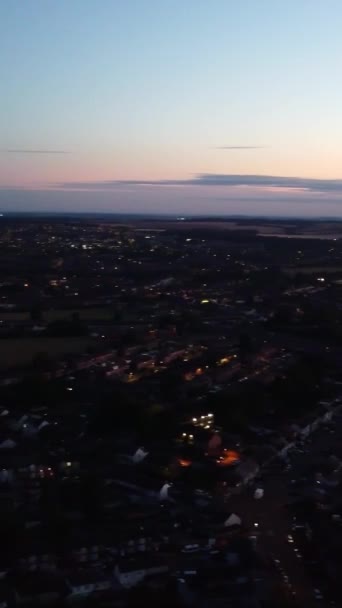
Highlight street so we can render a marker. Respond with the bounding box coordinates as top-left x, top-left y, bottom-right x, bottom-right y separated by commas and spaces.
225, 414, 342, 607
